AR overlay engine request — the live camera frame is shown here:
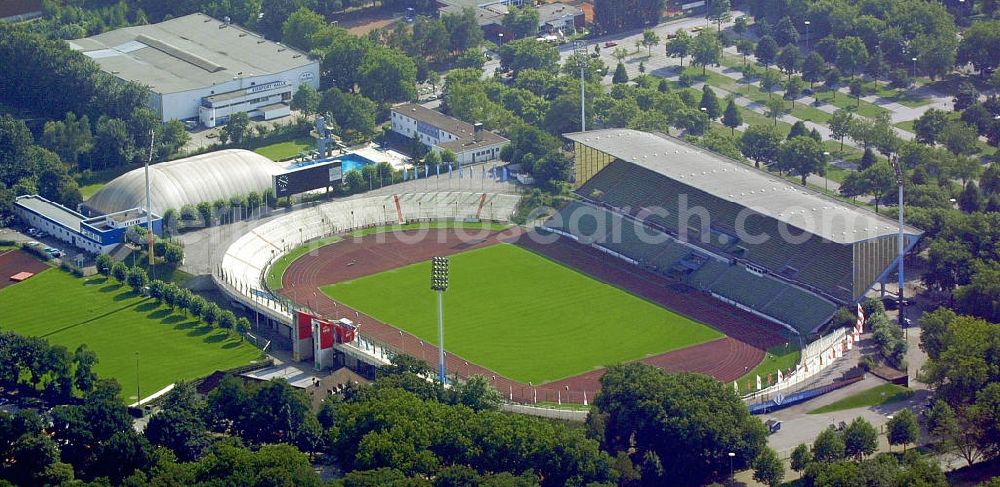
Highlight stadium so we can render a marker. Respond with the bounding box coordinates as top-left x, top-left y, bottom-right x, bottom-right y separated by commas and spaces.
217, 129, 922, 404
